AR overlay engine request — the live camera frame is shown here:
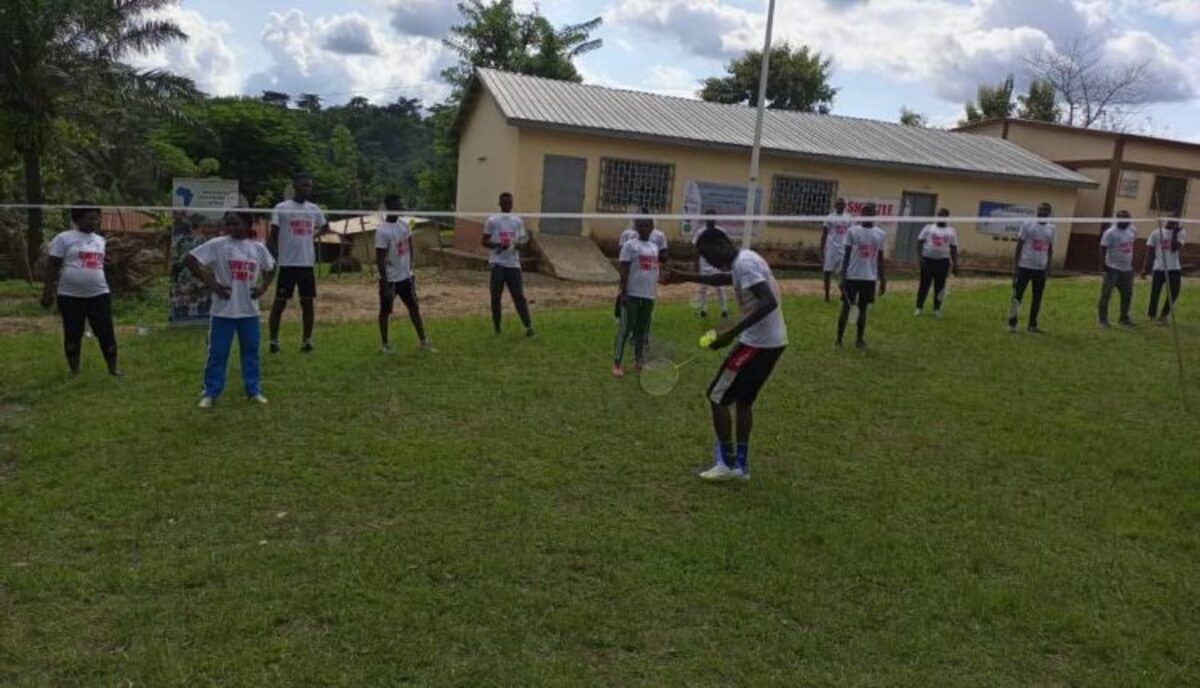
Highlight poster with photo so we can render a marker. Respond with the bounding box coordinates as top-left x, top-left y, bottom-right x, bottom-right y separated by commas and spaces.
169, 178, 240, 325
